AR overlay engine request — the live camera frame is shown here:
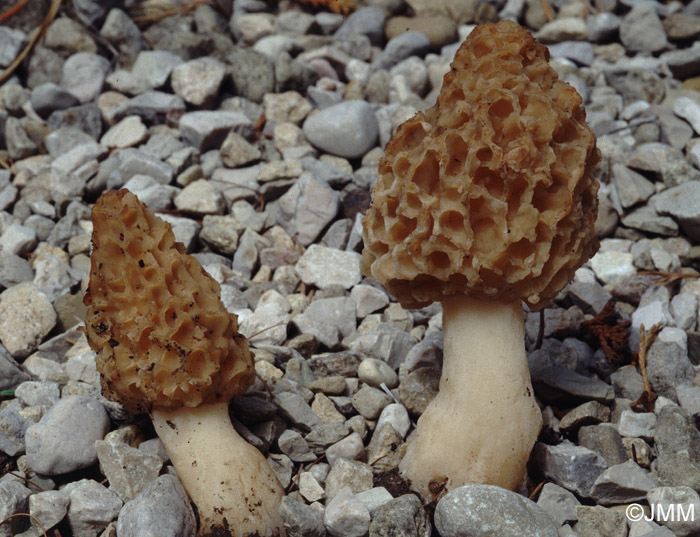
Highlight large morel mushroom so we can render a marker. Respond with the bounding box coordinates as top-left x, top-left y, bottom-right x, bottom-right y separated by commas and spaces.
362, 21, 600, 498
